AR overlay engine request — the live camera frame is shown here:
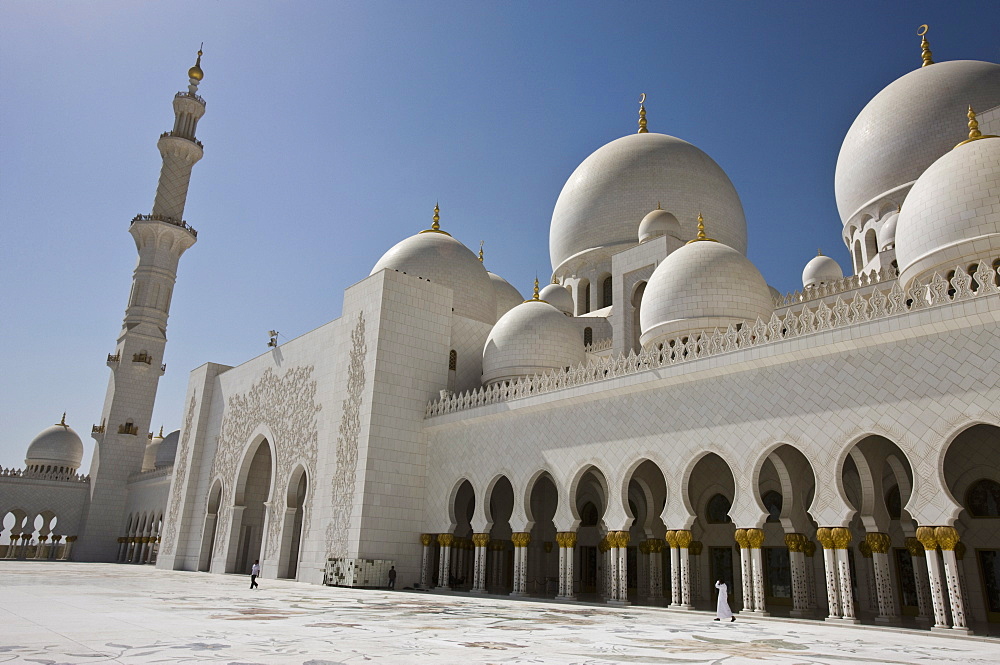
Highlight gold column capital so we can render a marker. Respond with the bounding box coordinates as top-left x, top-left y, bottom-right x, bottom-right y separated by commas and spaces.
784, 532, 807, 552
472, 533, 491, 548
815, 527, 834, 549
904, 536, 923, 557
858, 540, 873, 558
638, 540, 651, 554
745, 528, 764, 549
420, 533, 435, 547
830, 527, 852, 549
865, 532, 891, 554
803, 540, 816, 557
437, 533, 454, 547
689, 540, 703, 556
915, 526, 938, 551
734, 528, 749, 548
674, 529, 692, 548
561, 531, 578, 548
934, 526, 960, 551
511, 532, 531, 548
664, 530, 678, 548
